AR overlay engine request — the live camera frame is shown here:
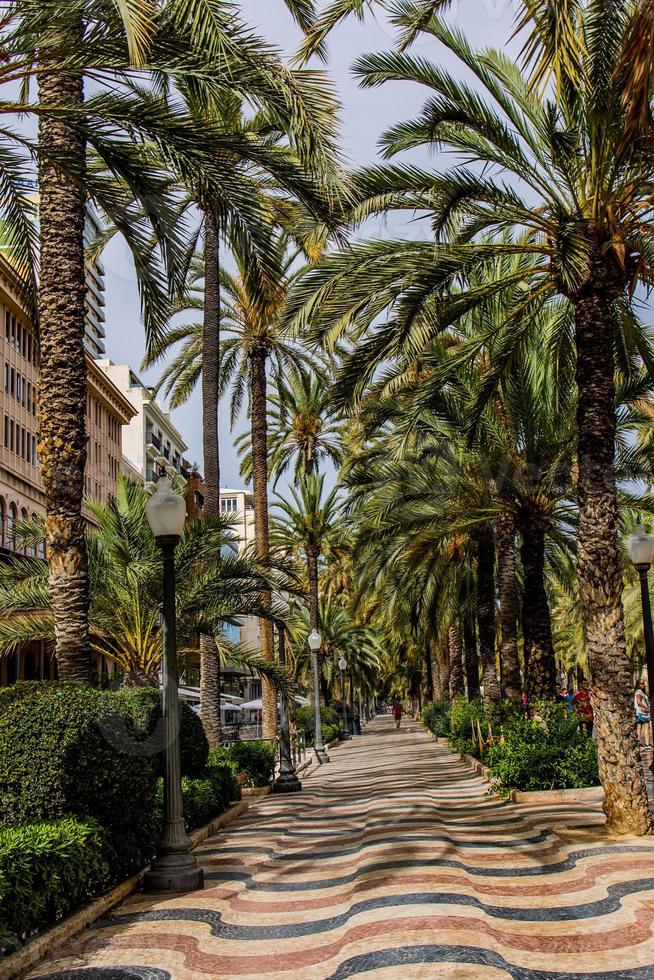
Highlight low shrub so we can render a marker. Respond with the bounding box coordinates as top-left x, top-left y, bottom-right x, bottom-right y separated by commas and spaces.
155, 758, 240, 833
224, 740, 277, 788
0, 818, 109, 953
205, 755, 240, 806
305, 722, 340, 747
484, 705, 599, 795
421, 701, 451, 738
448, 697, 485, 757
0, 682, 208, 878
